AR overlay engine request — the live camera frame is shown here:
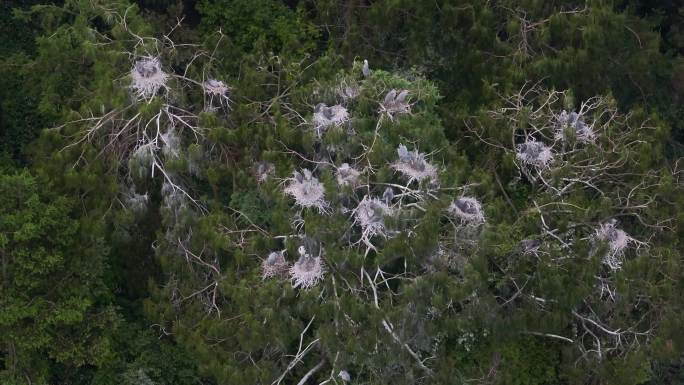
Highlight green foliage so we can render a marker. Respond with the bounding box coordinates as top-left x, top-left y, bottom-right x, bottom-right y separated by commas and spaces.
499, 337, 559, 385
197, 0, 319, 58
0, 0, 682, 384
0, 4, 44, 161
91, 323, 209, 385
0, 170, 116, 384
